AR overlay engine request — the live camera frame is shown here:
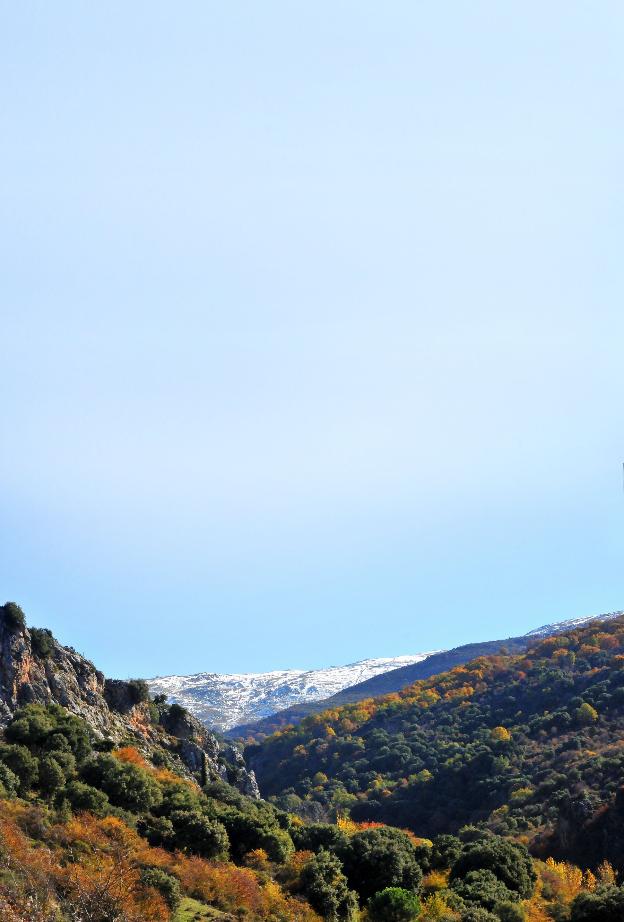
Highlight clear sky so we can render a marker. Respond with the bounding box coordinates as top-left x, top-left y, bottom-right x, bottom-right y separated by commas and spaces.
1, 2, 623, 679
